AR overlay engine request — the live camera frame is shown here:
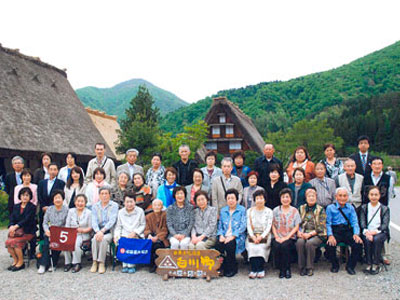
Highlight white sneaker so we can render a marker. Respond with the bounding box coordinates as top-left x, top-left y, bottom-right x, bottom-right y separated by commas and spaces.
257, 271, 265, 278
249, 272, 257, 279
38, 265, 46, 274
